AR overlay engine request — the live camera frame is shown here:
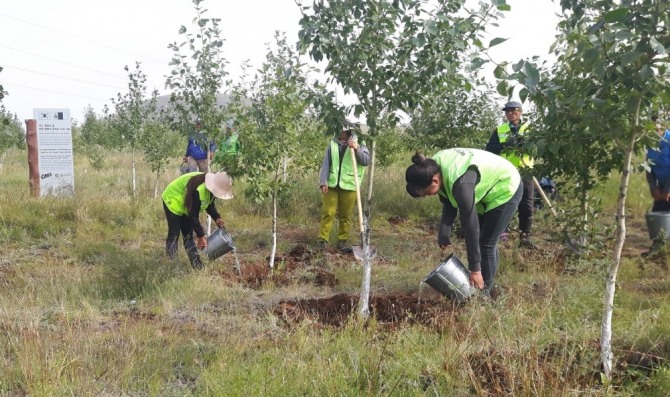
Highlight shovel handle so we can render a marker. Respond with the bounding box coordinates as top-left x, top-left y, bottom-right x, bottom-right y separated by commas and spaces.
351, 147, 365, 234
532, 176, 558, 217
